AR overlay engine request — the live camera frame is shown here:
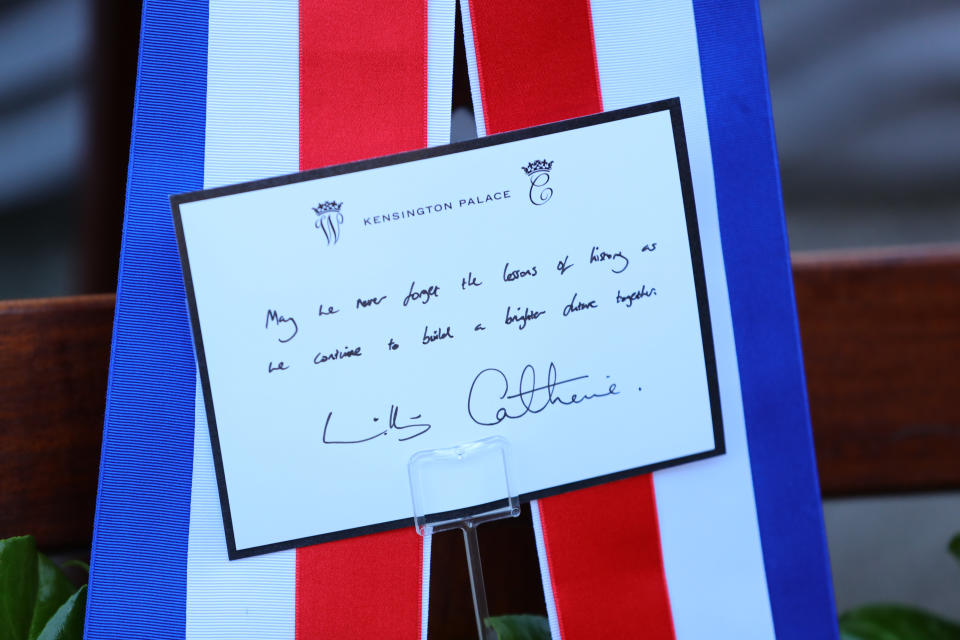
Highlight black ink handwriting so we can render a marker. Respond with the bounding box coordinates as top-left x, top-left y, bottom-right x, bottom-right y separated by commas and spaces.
562, 293, 598, 317
422, 325, 454, 345
321, 411, 384, 444
503, 262, 538, 282
321, 405, 431, 444
389, 405, 432, 441
403, 281, 440, 306
616, 286, 657, 308
461, 272, 483, 289
467, 362, 619, 426
313, 345, 362, 364
504, 305, 545, 330
589, 246, 630, 274
265, 309, 298, 343
356, 295, 387, 309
